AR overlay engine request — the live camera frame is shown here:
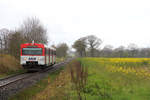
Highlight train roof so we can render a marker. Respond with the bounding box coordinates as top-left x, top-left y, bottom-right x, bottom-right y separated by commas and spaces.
21, 43, 56, 50
21, 43, 44, 48
44, 45, 56, 50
